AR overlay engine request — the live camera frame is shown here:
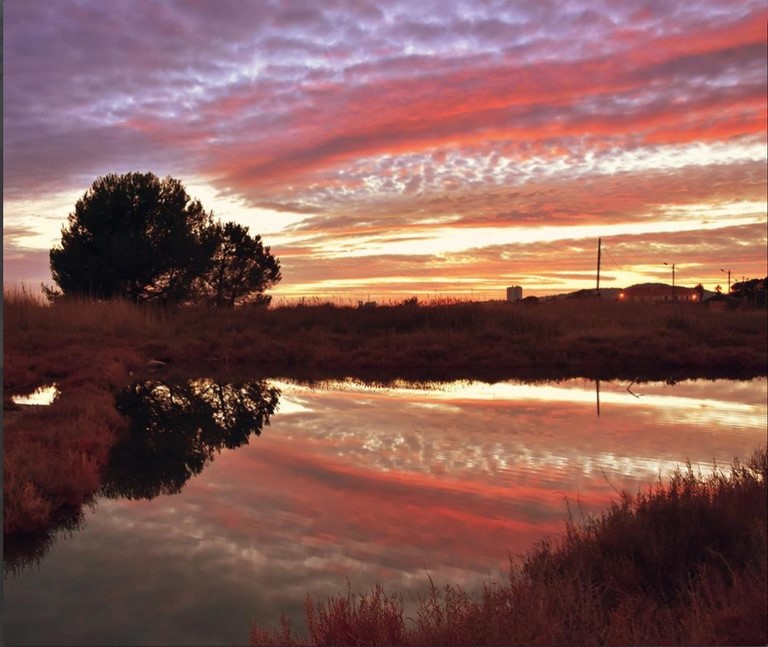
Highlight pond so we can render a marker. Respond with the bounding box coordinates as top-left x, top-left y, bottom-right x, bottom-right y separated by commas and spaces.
3, 377, 766, 646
